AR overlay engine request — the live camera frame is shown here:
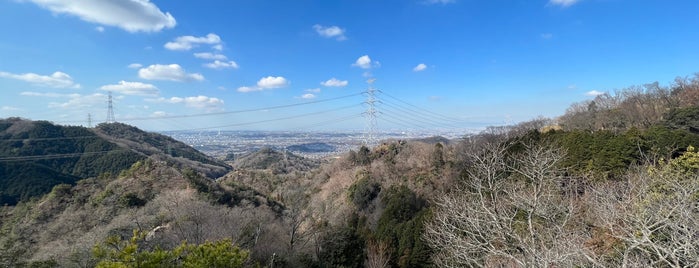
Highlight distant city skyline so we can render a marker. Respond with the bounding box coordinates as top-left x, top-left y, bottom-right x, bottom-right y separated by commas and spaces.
1, 0, 697, 131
